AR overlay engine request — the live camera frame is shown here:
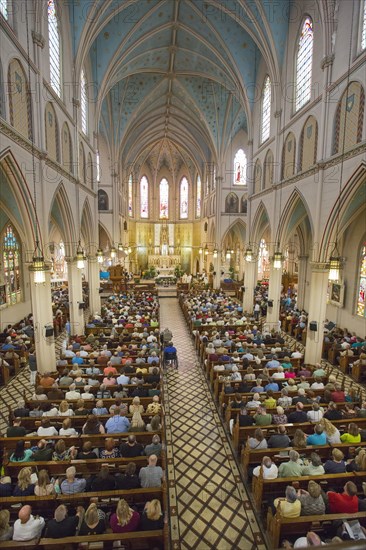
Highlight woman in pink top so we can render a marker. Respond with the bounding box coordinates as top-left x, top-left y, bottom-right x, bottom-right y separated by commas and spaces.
103, 373, 116, 386
110, 499, 140, 533
284, 368, 296, 379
